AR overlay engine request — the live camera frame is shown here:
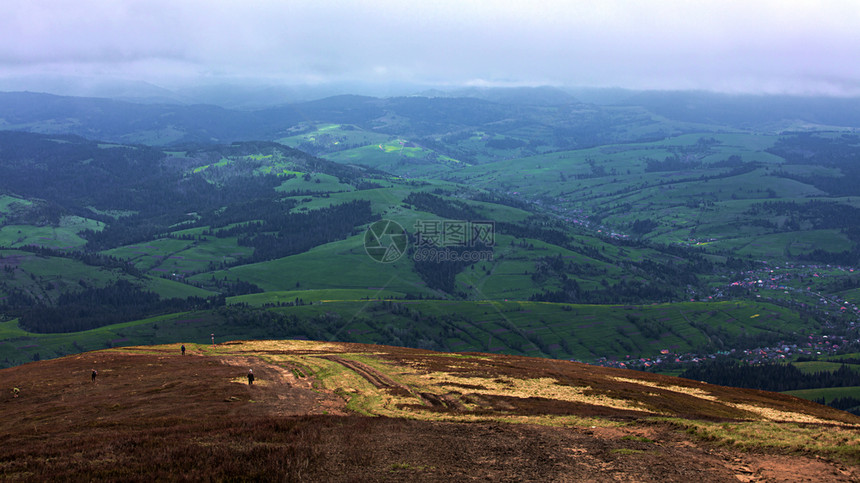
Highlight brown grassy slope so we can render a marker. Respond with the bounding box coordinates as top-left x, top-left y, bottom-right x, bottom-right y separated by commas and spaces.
0, 340, 858, 481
